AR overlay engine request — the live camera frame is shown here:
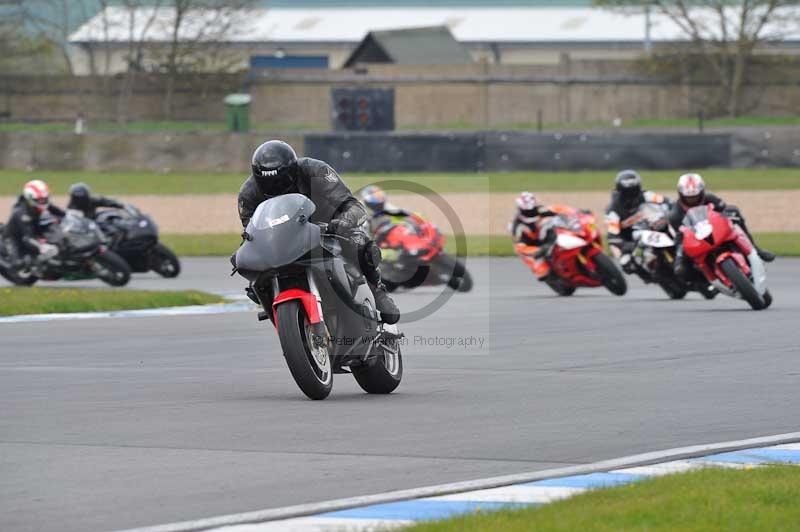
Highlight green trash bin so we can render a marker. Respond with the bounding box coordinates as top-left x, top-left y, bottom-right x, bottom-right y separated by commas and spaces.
224, 93, 251, 133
